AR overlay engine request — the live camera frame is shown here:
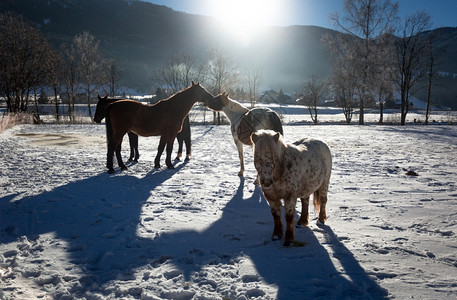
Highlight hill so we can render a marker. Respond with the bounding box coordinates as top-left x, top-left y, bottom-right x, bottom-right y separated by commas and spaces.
1, 0, 456, 108
0, 0, 335, 92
